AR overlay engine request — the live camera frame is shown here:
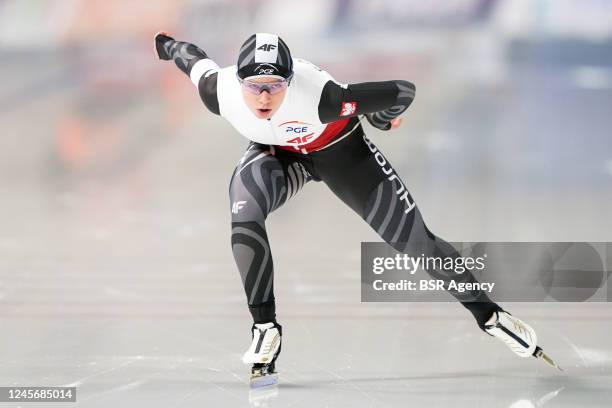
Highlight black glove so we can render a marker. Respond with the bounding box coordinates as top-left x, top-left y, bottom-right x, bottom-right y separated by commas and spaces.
154, 32, 174, 60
